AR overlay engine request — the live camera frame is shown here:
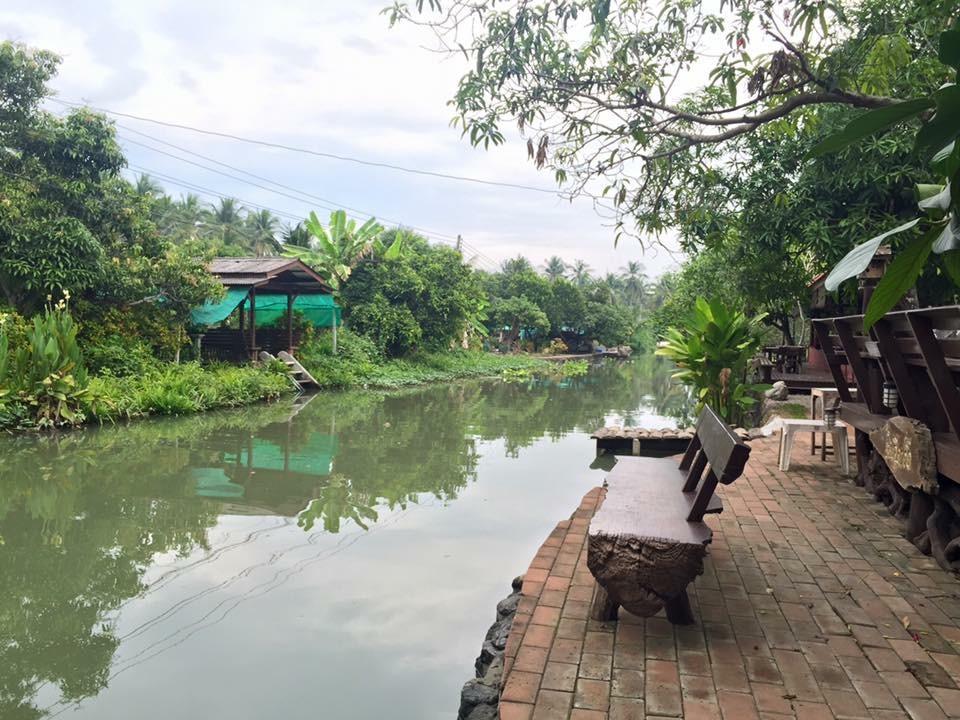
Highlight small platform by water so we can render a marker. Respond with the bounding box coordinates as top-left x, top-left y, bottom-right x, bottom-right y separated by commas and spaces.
591, 426, 749, 456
